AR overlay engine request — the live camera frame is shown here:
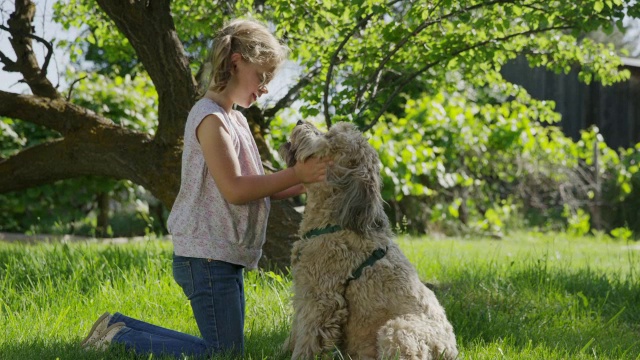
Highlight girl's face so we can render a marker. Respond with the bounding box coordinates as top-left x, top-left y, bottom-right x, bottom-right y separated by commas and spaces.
230, 55, 273, 108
